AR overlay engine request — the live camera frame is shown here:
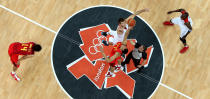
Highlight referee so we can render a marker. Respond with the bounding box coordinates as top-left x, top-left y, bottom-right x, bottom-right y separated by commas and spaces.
121, 40, 147, 72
